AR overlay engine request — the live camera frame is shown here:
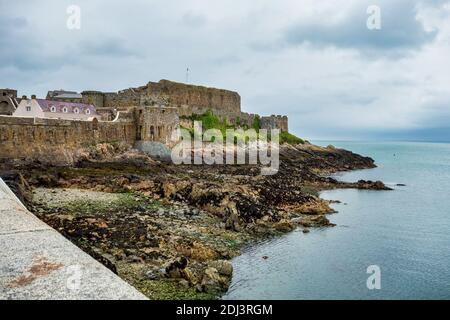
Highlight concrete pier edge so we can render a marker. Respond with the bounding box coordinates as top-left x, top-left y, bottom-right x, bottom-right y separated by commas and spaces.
0, 178, 147, 300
